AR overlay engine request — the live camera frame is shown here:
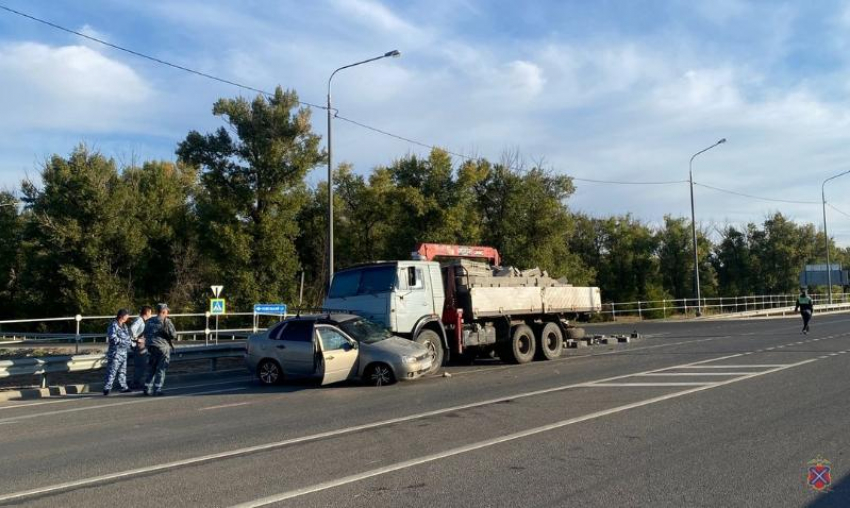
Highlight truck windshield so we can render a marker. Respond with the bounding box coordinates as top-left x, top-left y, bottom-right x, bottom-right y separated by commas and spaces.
339, 318, 393, 344
328, 266, 397, 298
